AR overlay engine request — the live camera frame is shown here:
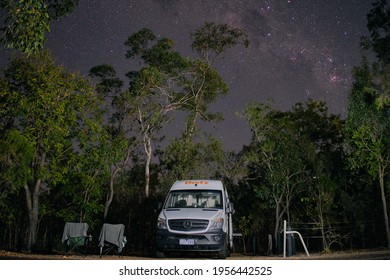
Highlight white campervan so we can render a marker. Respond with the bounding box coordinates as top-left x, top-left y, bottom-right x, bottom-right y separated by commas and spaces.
155, 180, 234, 258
